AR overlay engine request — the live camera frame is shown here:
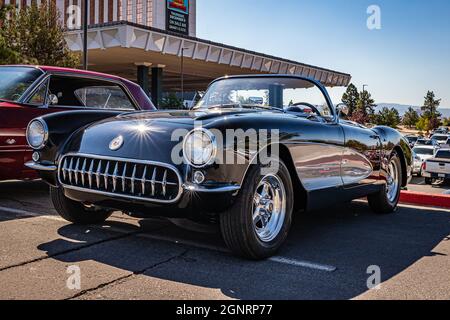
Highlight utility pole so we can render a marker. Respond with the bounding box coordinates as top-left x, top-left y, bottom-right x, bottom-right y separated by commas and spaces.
83, 0, 88, 70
